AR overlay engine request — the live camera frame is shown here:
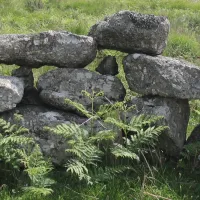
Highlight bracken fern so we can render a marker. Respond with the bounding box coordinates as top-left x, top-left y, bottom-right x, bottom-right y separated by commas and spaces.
46, 91, 167, 185
0, 117, 54, 198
